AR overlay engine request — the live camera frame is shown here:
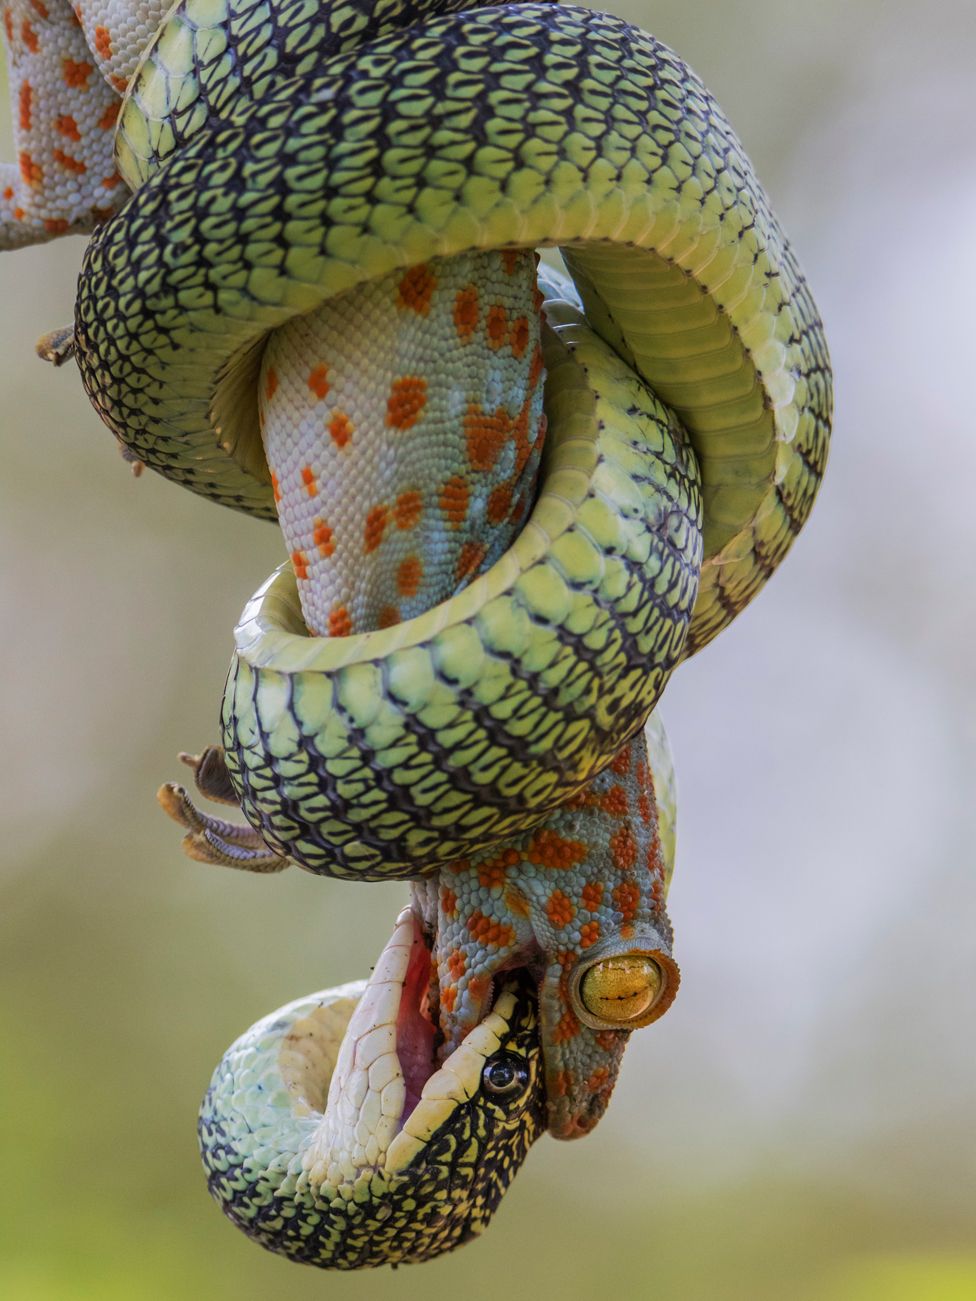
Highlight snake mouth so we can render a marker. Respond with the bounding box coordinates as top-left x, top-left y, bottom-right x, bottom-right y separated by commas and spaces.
294, 906, 529, 1183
